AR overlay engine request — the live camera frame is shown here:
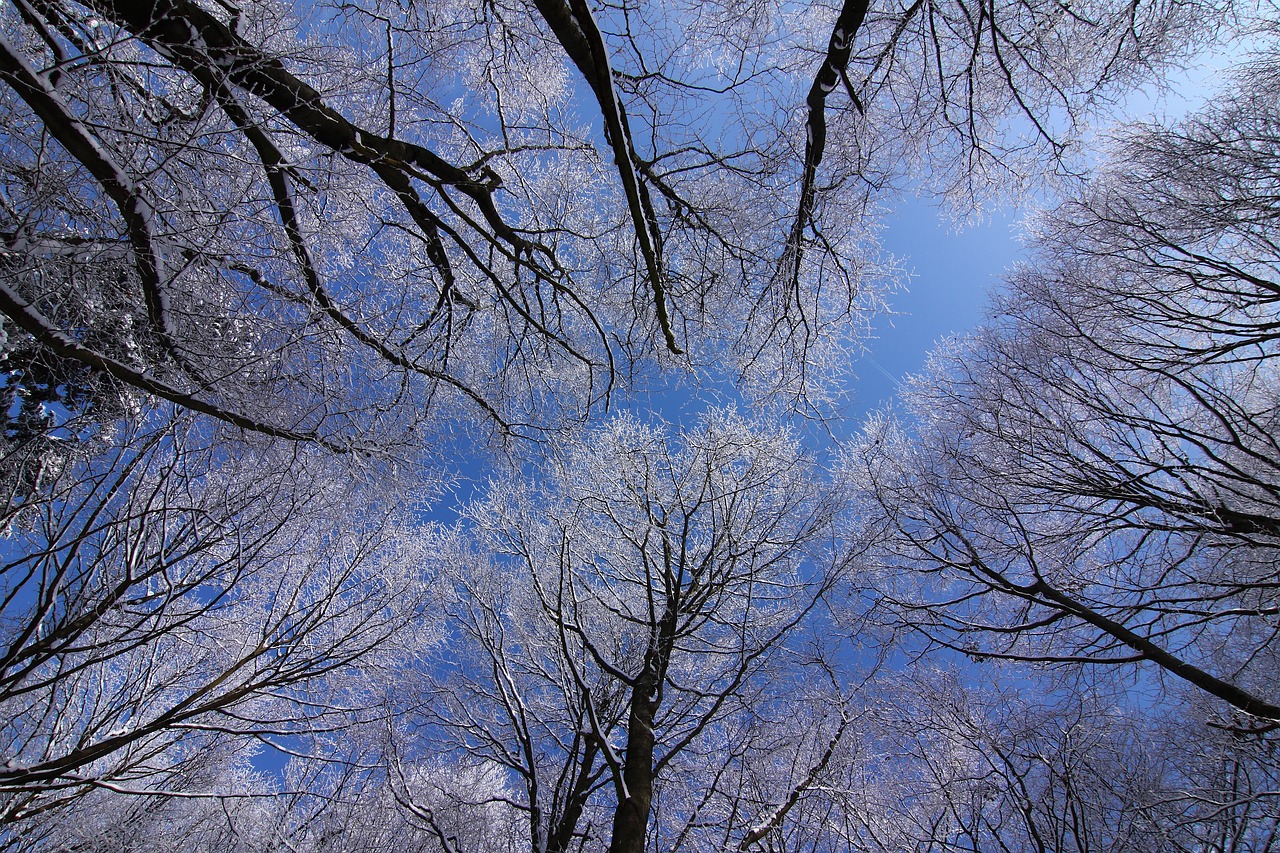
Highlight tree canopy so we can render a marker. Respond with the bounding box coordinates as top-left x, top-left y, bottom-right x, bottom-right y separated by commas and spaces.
4, 0, 1278, 850
854, 51, 1280, 723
